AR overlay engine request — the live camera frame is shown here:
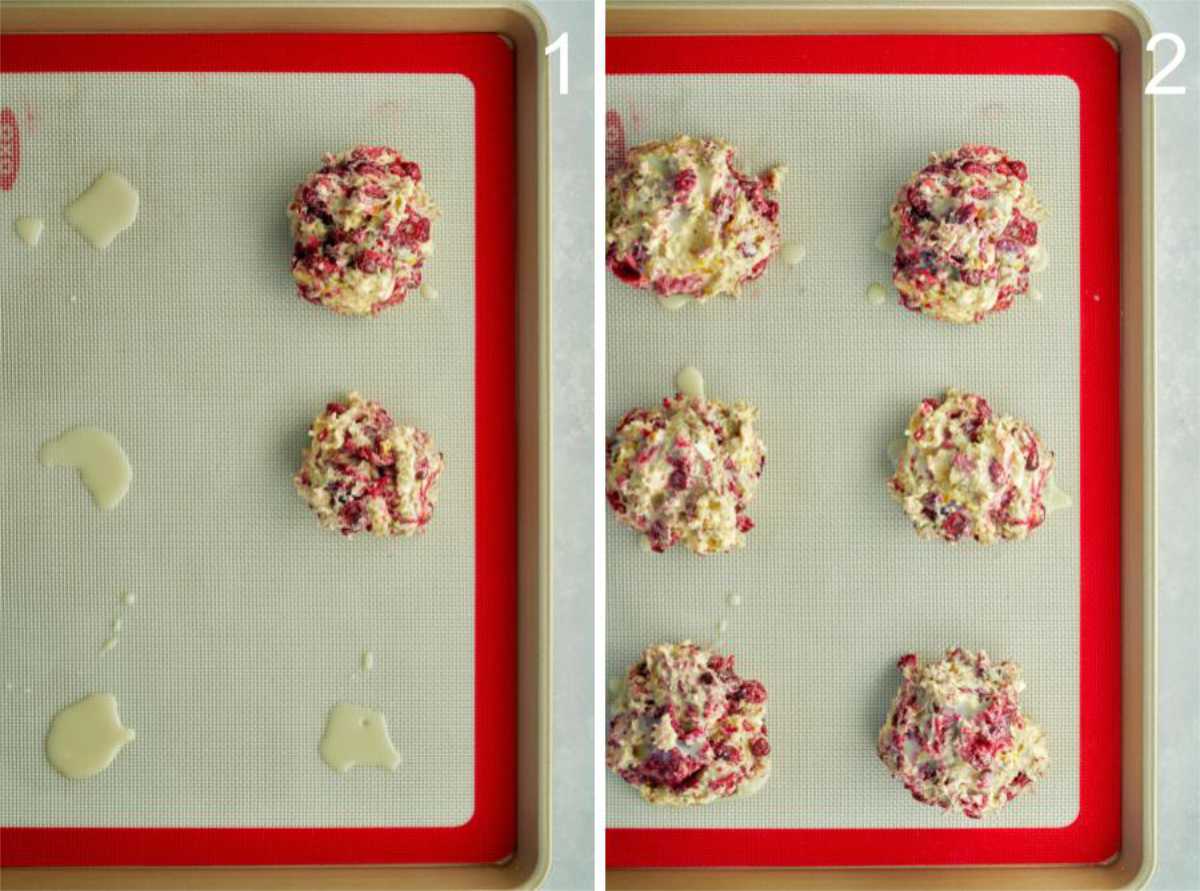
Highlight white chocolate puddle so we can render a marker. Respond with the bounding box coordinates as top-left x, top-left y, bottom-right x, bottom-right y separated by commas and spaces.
674, 366, 705, 399
319, 704, 401, 773
866, 282, 887, 305
360, 650, 375, 672
65, 171, 139, 250
45, 693, 135, 779
14, 216, 44, 246
657, 294, 689, 311
781, 242, 806, 266
39, 427, 132, 510
419, 283, 438, 300
875, 226, 899, 254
